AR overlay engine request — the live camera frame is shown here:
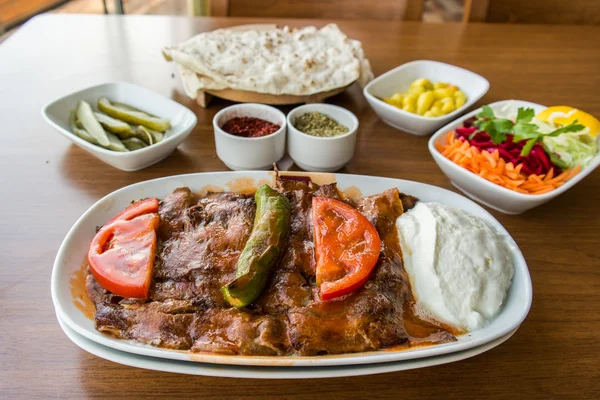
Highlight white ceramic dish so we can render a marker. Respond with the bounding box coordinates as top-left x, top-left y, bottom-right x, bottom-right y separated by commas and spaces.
287, 104, 358, 171
364, 60, 489, 136
57, 314, 518, 379
51, 171, 532, 367
213, 103, 286, 170
42, 81, 198, 171
428, 100, 600, 214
